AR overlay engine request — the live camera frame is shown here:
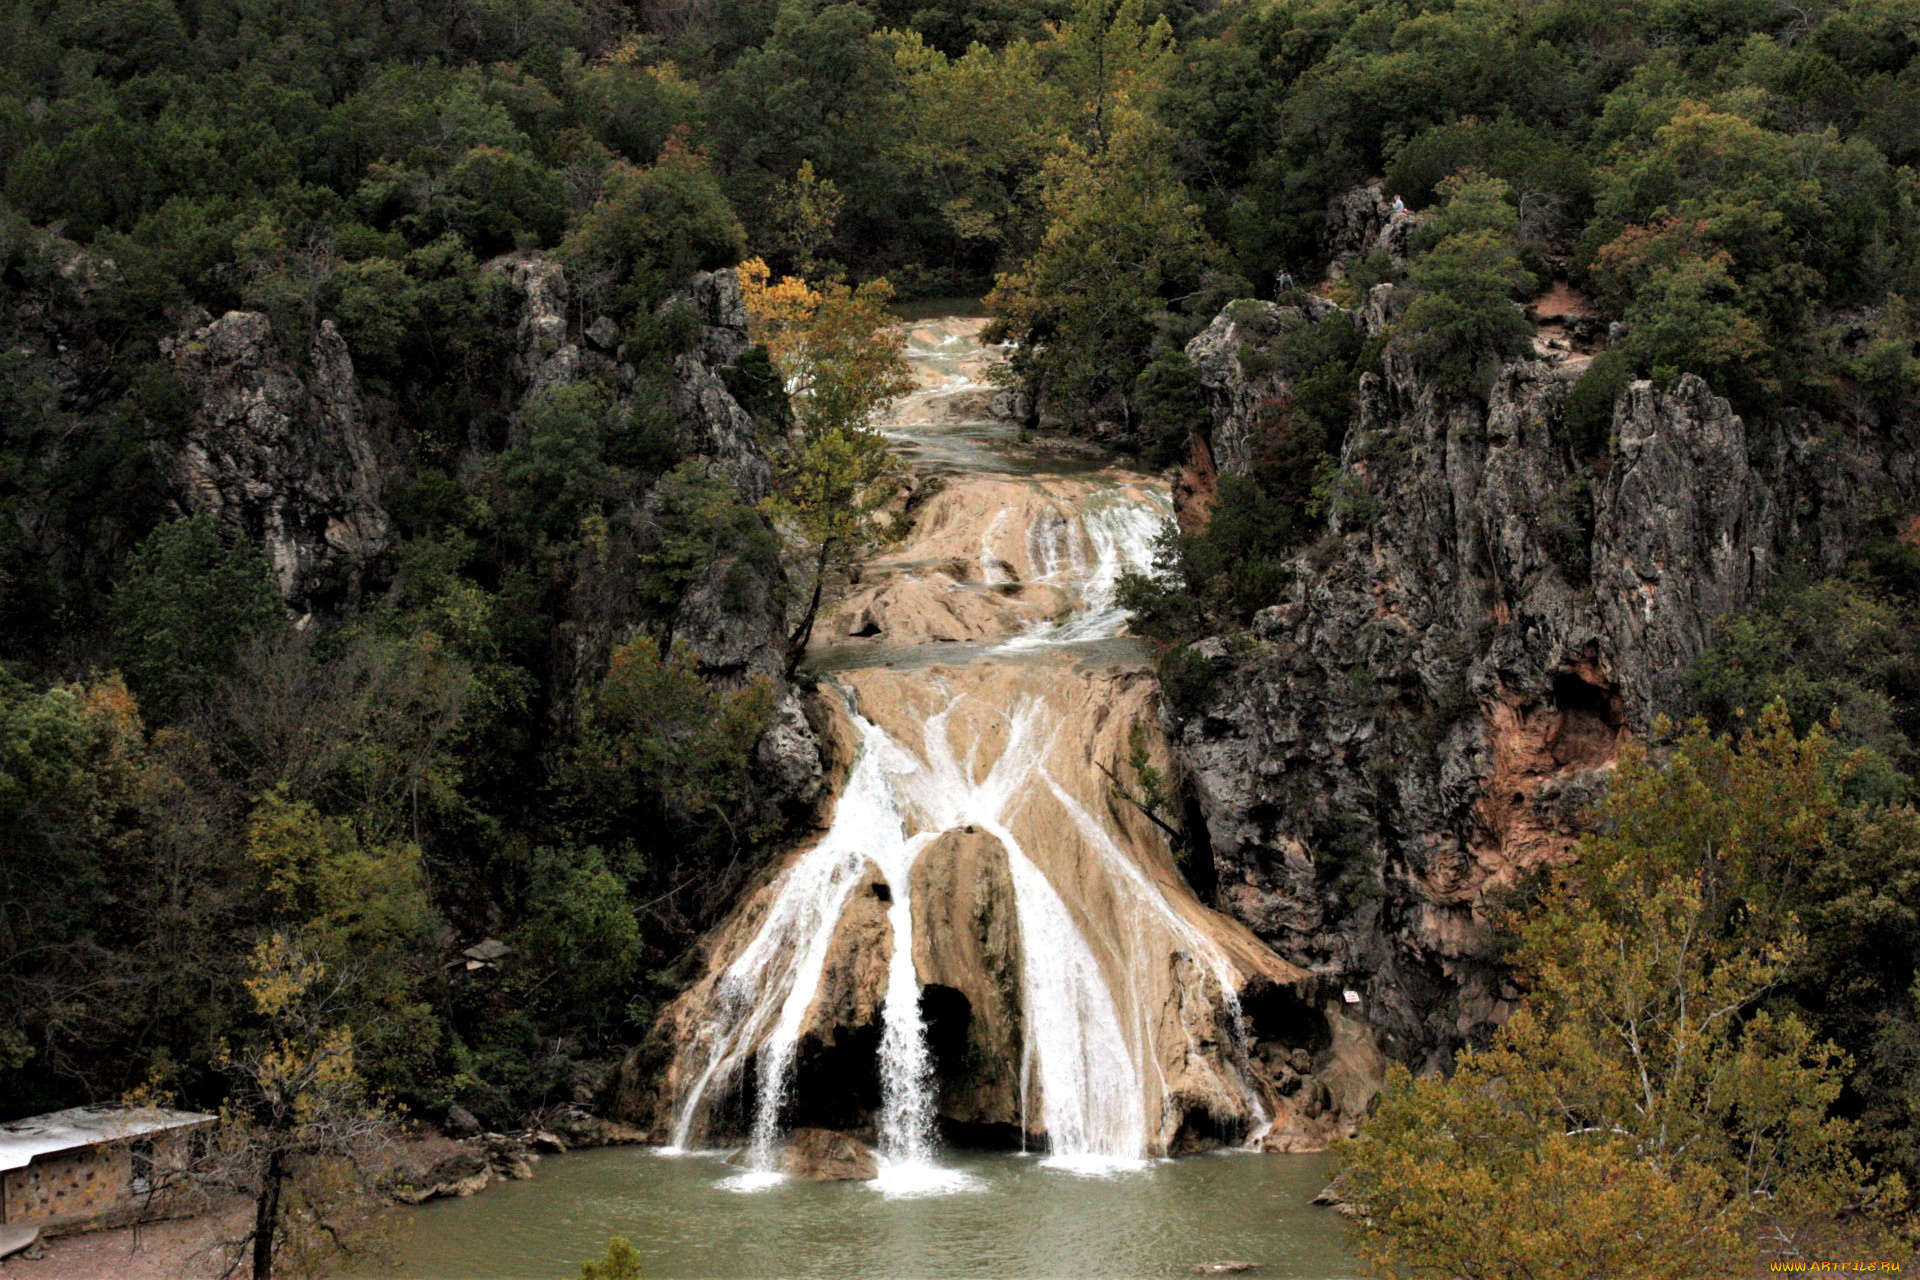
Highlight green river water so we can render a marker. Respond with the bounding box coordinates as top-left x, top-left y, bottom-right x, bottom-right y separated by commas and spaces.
363, 1146, 1361, 1280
